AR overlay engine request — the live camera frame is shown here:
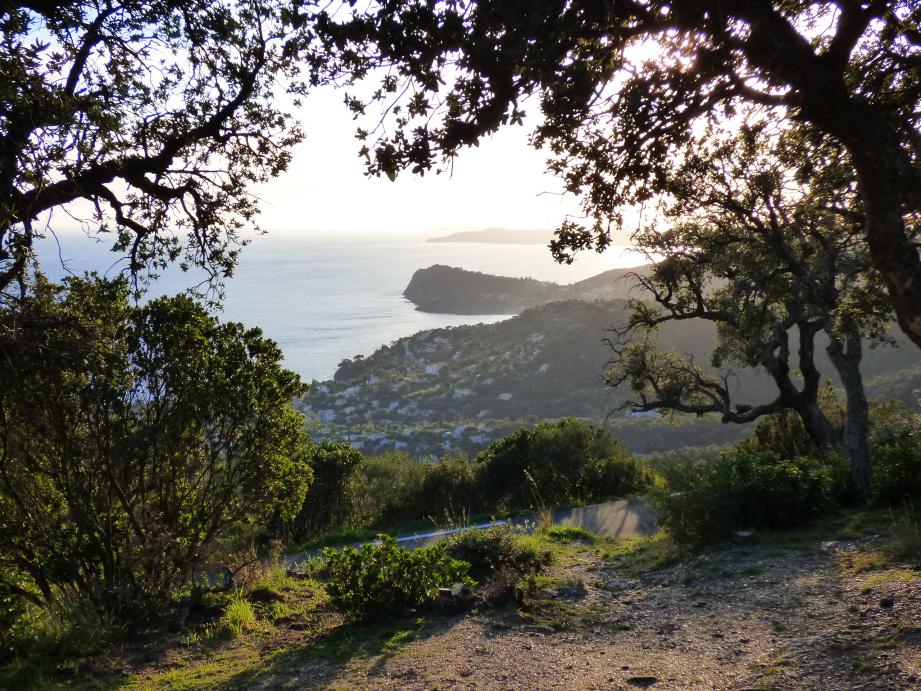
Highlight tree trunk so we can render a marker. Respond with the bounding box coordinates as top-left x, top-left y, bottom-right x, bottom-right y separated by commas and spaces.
826, 335, 872, 499
795, 399, 839, 452
790, 322, 841, 453
829, 105, 921, 351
